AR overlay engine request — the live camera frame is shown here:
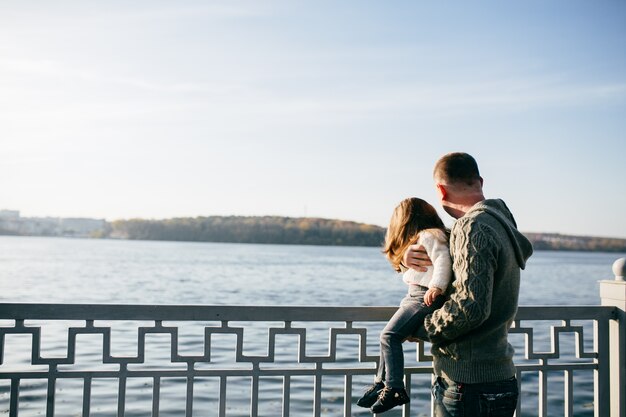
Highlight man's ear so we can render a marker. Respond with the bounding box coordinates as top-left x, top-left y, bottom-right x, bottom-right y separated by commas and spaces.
436, 183, 447, 200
